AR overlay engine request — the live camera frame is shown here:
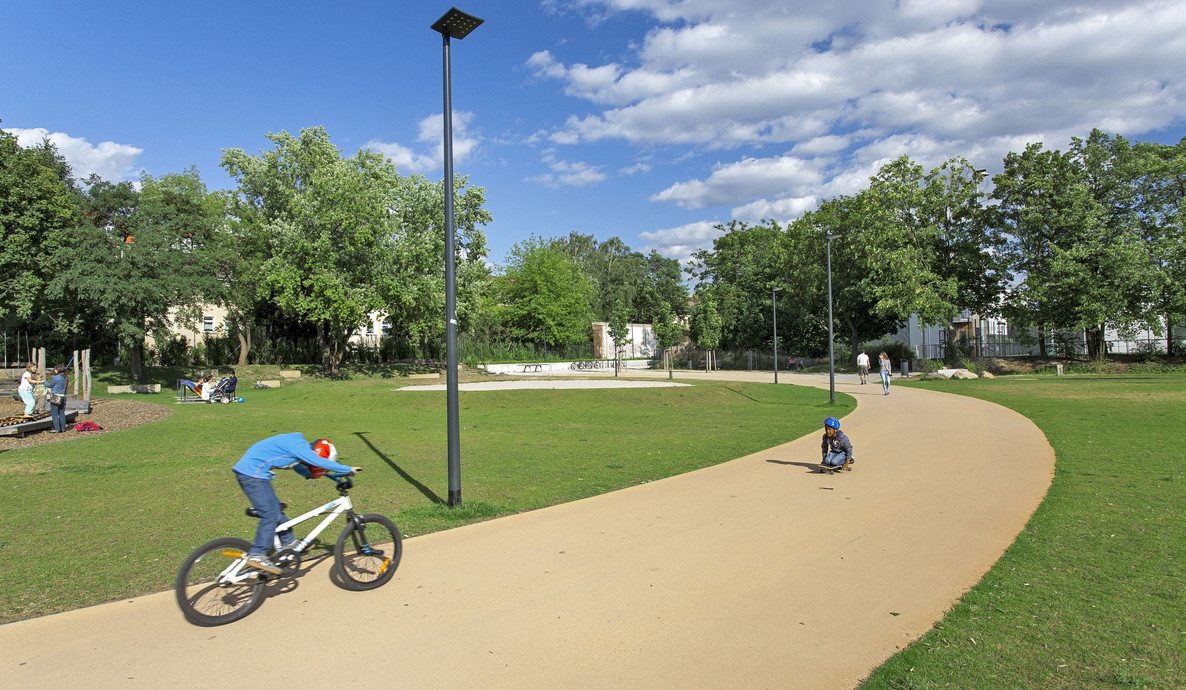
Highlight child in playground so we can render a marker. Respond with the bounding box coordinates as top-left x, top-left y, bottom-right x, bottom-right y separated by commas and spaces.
820, 416, 854, 470
231, 433, 361, 574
